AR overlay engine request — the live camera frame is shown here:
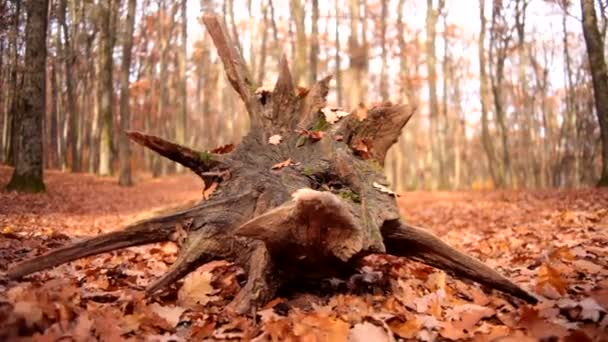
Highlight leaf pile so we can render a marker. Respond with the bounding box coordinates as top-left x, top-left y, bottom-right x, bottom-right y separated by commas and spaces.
1, 166, 606, 341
